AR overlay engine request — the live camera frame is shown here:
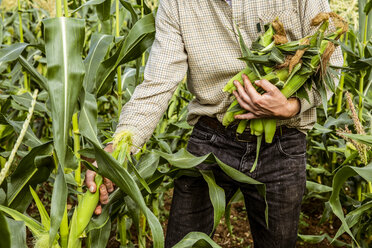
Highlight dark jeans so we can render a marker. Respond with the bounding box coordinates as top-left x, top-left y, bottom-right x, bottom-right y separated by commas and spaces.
165, 118, 307, 248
